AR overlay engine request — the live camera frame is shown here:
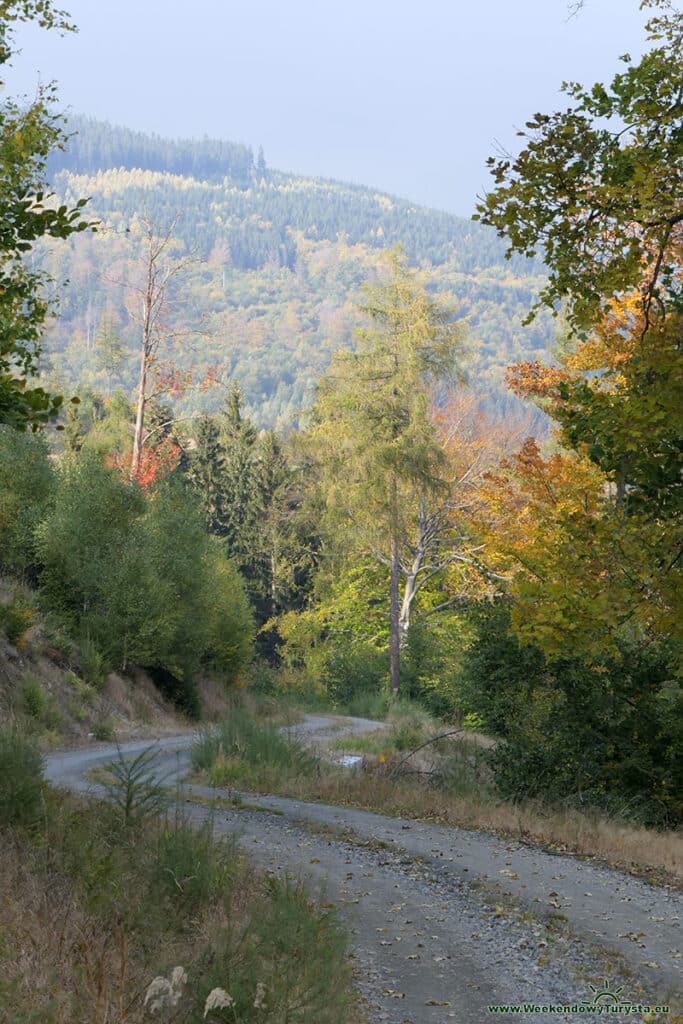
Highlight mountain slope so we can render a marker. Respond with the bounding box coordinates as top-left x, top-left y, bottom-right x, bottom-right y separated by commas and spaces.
40, 117, 554, 427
